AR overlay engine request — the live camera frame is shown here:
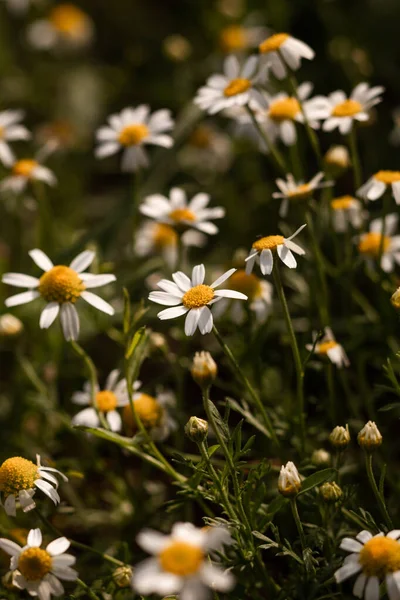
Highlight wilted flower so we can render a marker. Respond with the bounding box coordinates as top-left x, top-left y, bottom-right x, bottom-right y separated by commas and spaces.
358, 215, 400, 272
330, 196, 364, 232
278, 461, 301, 497
258, 33, 315, 79
273, 172, 332, 217
306, 327, 350, 368
329, 425, 350, 449
191, 351, 218, 388
185, 417, 209, 442
358, 171, 400, 204
358, 421, 382, 451
245, 224, 306, 276
0, 313, 23, 337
